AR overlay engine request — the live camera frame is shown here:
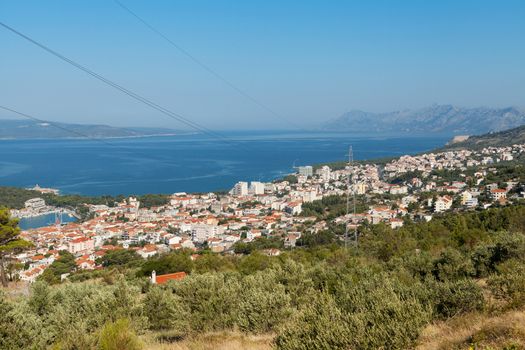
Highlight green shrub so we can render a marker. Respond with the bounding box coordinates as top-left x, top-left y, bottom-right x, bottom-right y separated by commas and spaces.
0, 293, 43, 350
488, 259, 525, 309
432, 248, 474, 281
471, 233, 525, 278
169, 273, 242, 331
139, 251, 193, 276
275, 293, 352, 350
336, 275, 432, 349
426, 278, 485, 318
237, 271, 292, 333
98, 318, 142, 350
143, 285, 189, 333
